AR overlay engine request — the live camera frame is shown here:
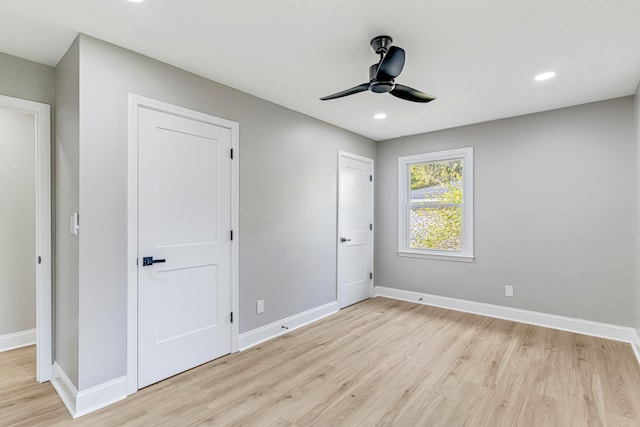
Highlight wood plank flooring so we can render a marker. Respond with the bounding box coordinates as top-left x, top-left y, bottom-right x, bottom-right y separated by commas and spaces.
3, 297, 640, 426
